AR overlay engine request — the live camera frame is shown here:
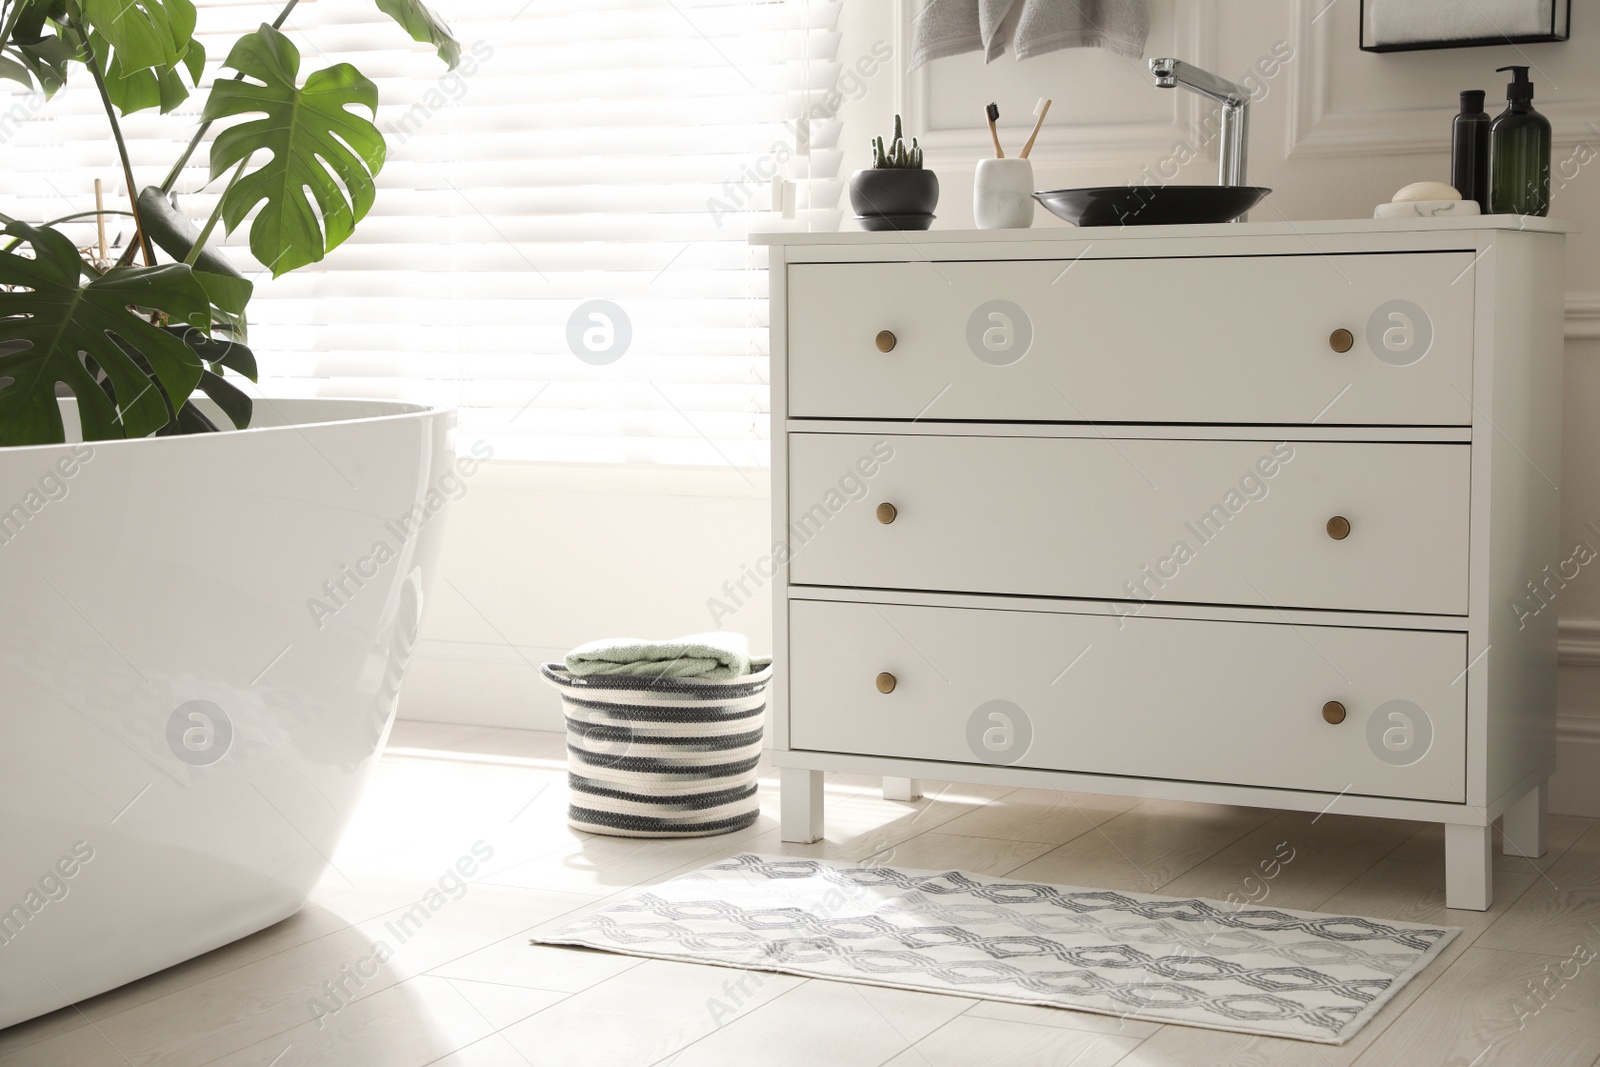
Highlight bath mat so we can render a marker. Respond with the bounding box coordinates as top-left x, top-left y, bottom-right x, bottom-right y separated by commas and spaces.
529, 853, 1458, 1045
